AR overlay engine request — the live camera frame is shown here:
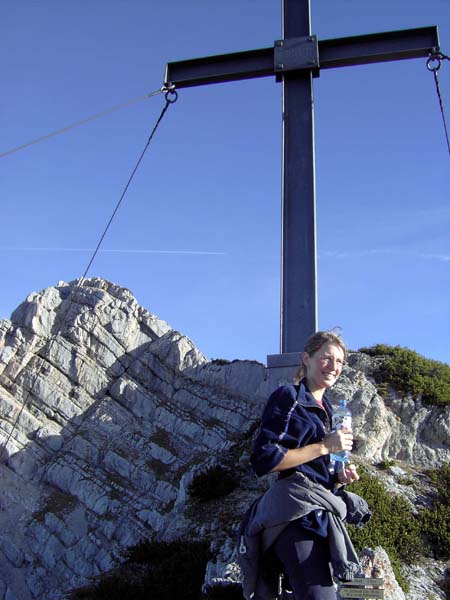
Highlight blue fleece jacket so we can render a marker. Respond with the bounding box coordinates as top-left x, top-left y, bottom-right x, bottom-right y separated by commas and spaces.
250, 381, 338, 537
250, 381, 335, 488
